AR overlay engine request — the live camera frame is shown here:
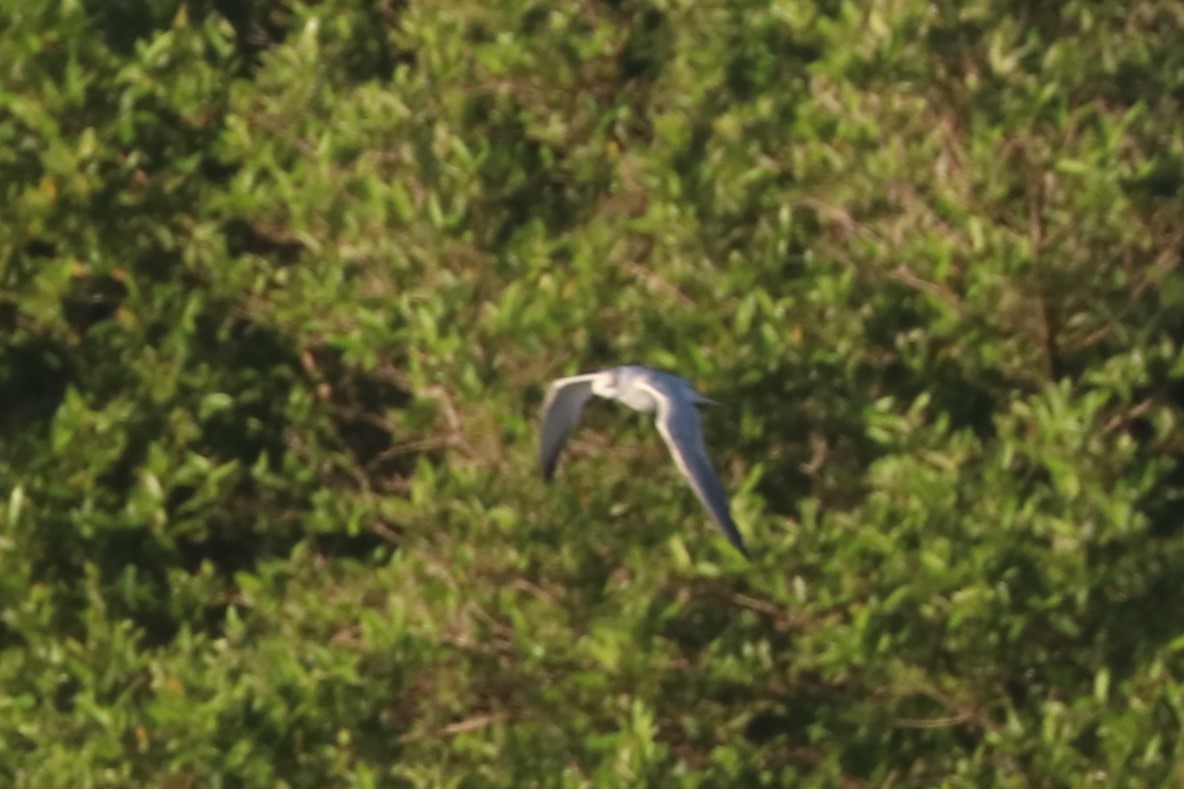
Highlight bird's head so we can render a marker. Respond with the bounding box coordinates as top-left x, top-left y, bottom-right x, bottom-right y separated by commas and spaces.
590, 367, 620, 399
